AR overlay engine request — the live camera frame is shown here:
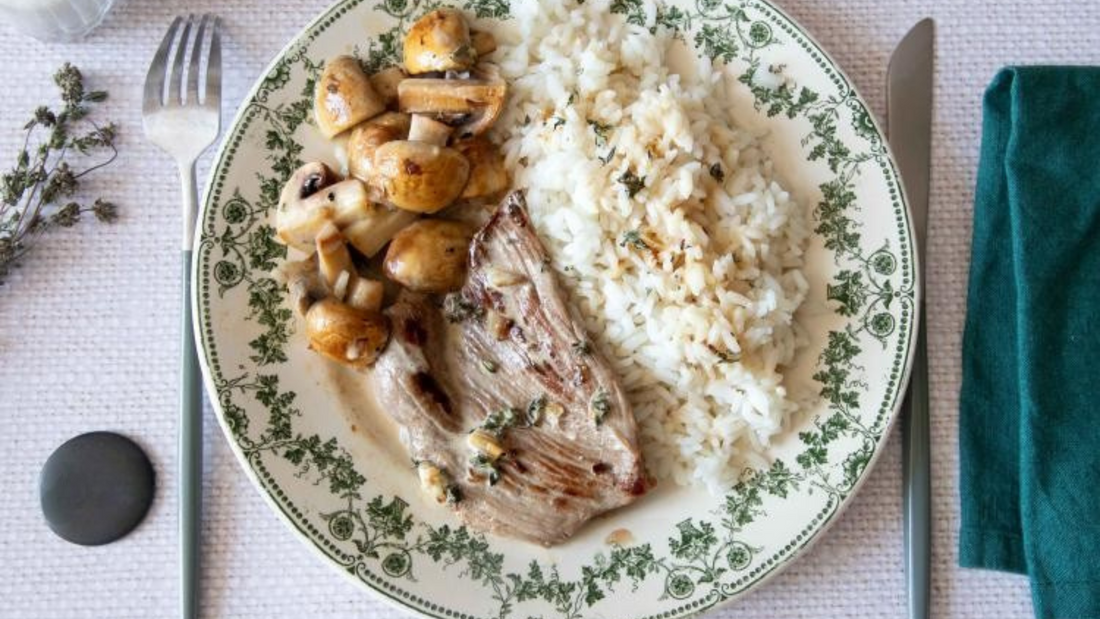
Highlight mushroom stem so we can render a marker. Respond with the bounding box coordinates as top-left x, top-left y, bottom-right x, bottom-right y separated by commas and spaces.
345, 277, 385, 312
342, 206, 419, 257
315, 221, 354, 286
409, 114, 454, 145
282, 255, 328, 318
